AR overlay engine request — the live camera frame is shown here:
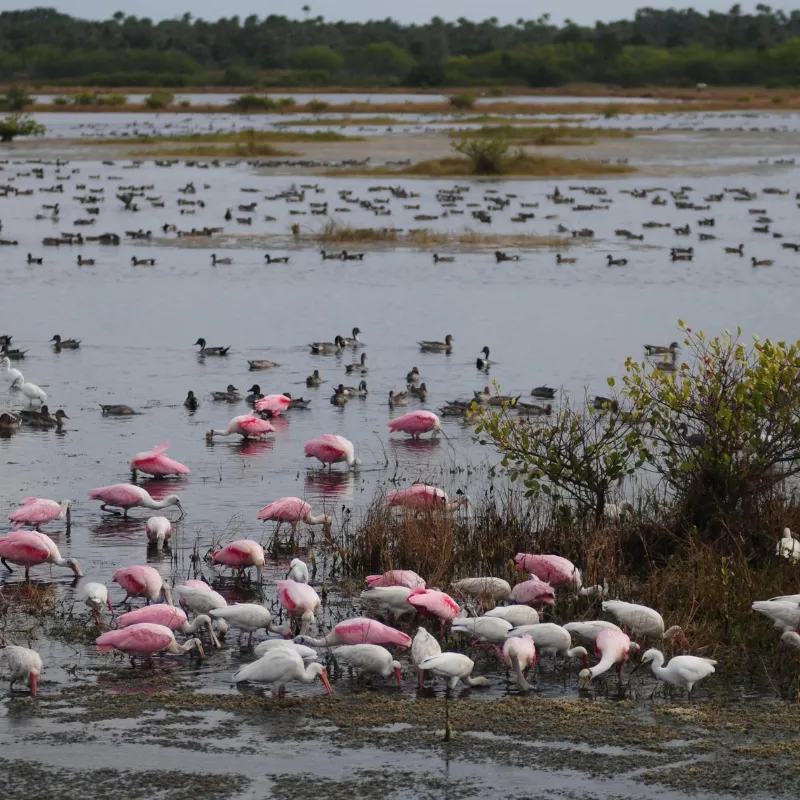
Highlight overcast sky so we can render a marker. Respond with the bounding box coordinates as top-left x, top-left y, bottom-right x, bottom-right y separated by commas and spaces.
1, 1, 795, 25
